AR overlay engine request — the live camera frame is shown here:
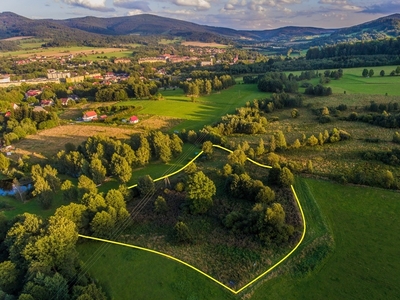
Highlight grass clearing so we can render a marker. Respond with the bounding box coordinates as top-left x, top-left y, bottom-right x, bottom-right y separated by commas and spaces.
251, 177, 400, 299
